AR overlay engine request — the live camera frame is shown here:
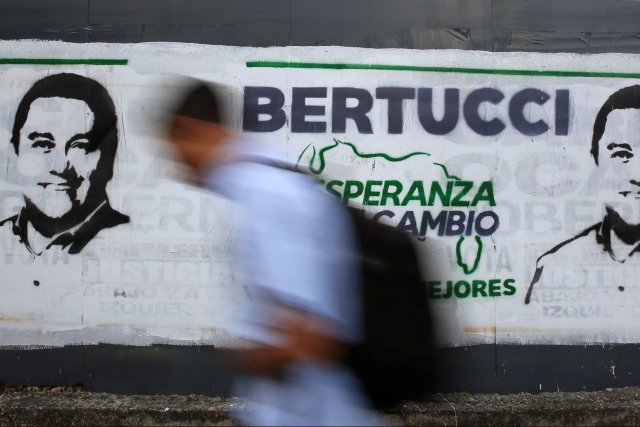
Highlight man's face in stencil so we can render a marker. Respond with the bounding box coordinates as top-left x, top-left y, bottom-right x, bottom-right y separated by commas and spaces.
16, 96, 100, 219
596, 108, 640, 224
